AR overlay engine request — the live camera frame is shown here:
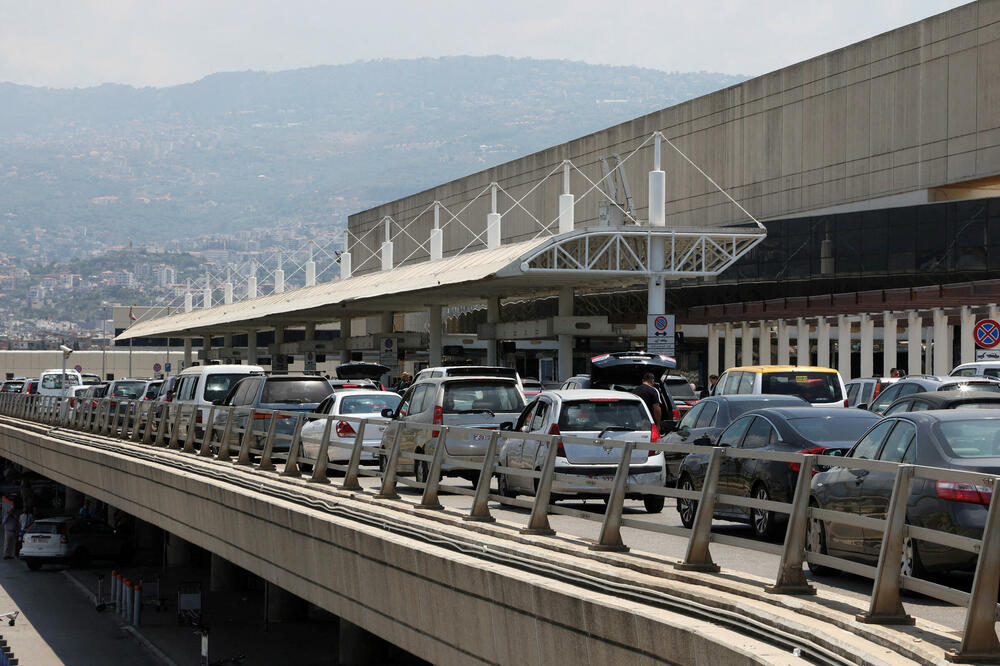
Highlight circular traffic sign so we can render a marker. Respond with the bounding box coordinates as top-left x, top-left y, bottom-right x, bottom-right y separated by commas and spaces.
384, 338, 394, 351
74, 364, 82, 373
153, 363, 162, 372
653, 316, 668, 330
975, 319, 1000, 348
